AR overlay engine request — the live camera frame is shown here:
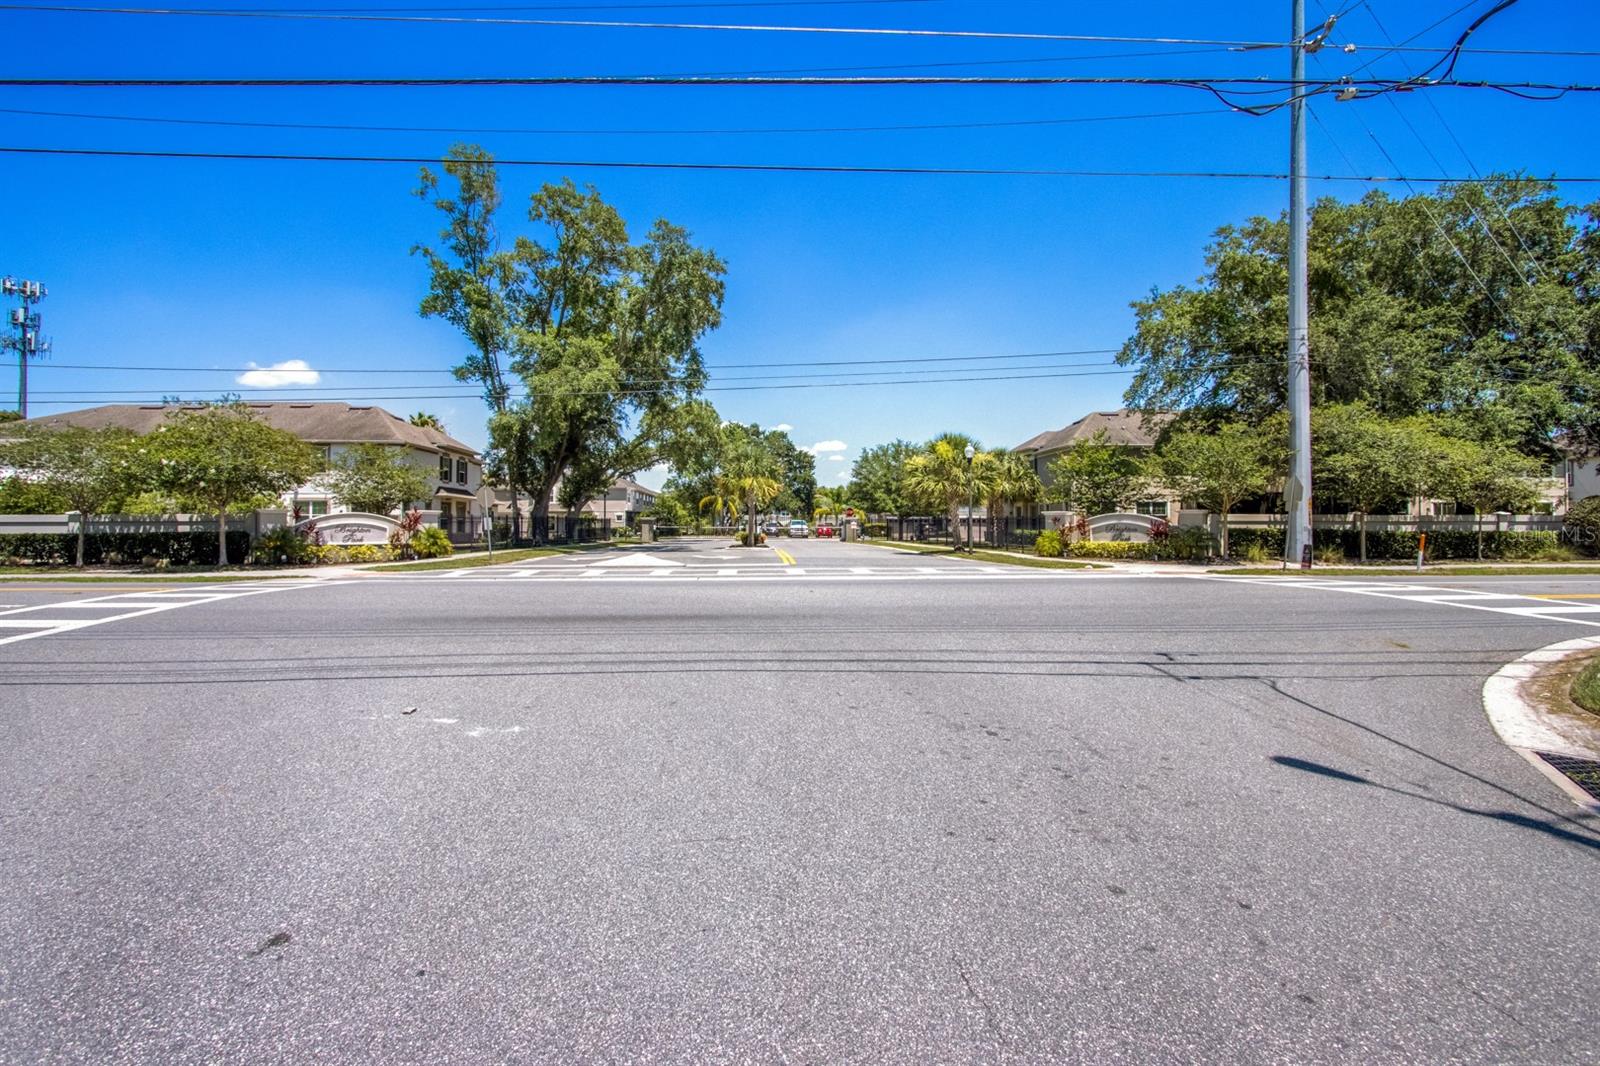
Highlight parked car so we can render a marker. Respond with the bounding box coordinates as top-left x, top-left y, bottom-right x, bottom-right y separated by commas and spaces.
815, 523, 834, 538
763, 521, 780, 535
788, 520, 809, 538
